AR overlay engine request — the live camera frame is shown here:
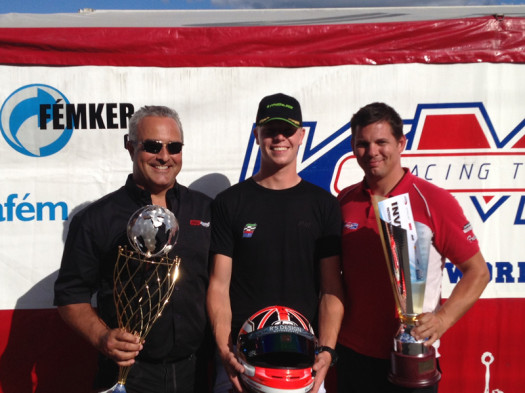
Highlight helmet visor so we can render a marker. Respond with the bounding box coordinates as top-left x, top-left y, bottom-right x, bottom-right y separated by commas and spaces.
238, 325, 316, 368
